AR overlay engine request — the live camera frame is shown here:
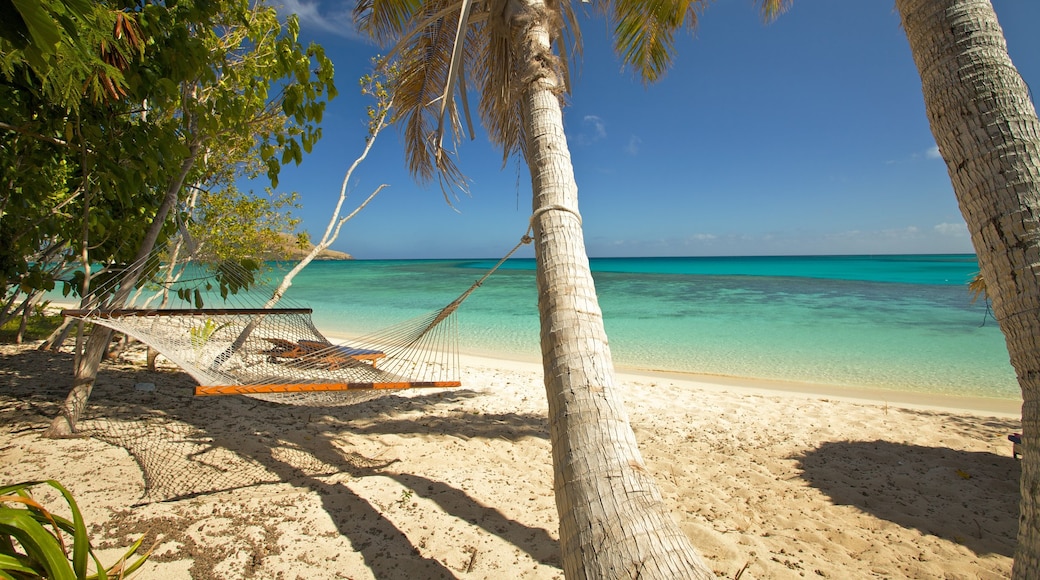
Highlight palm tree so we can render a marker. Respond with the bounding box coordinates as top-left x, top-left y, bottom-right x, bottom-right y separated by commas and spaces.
352, 0, 728, 577
894, 1, 1040, 576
